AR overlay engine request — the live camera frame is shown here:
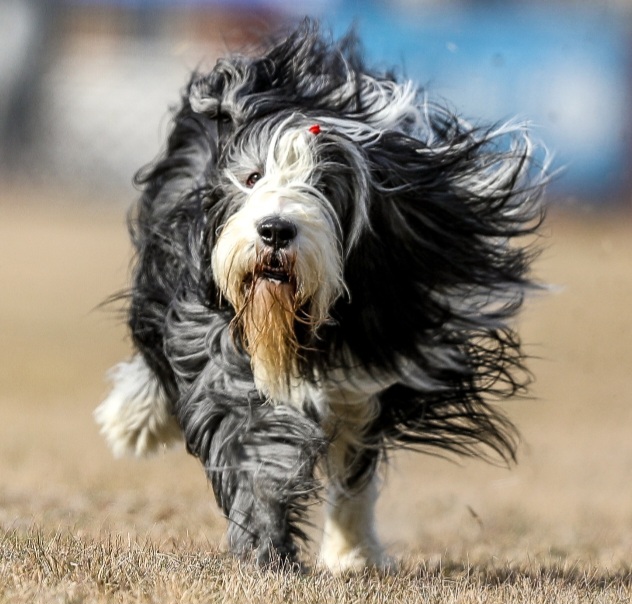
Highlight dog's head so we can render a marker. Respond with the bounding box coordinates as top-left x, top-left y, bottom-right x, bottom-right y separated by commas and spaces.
186, 24, 420, 398
208, 117, 357, 398
160, 21, 544, 402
